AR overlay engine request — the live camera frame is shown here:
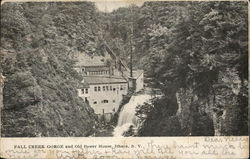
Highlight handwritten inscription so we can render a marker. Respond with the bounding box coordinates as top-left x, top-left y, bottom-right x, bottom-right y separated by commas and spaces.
3, 137, 248, 159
